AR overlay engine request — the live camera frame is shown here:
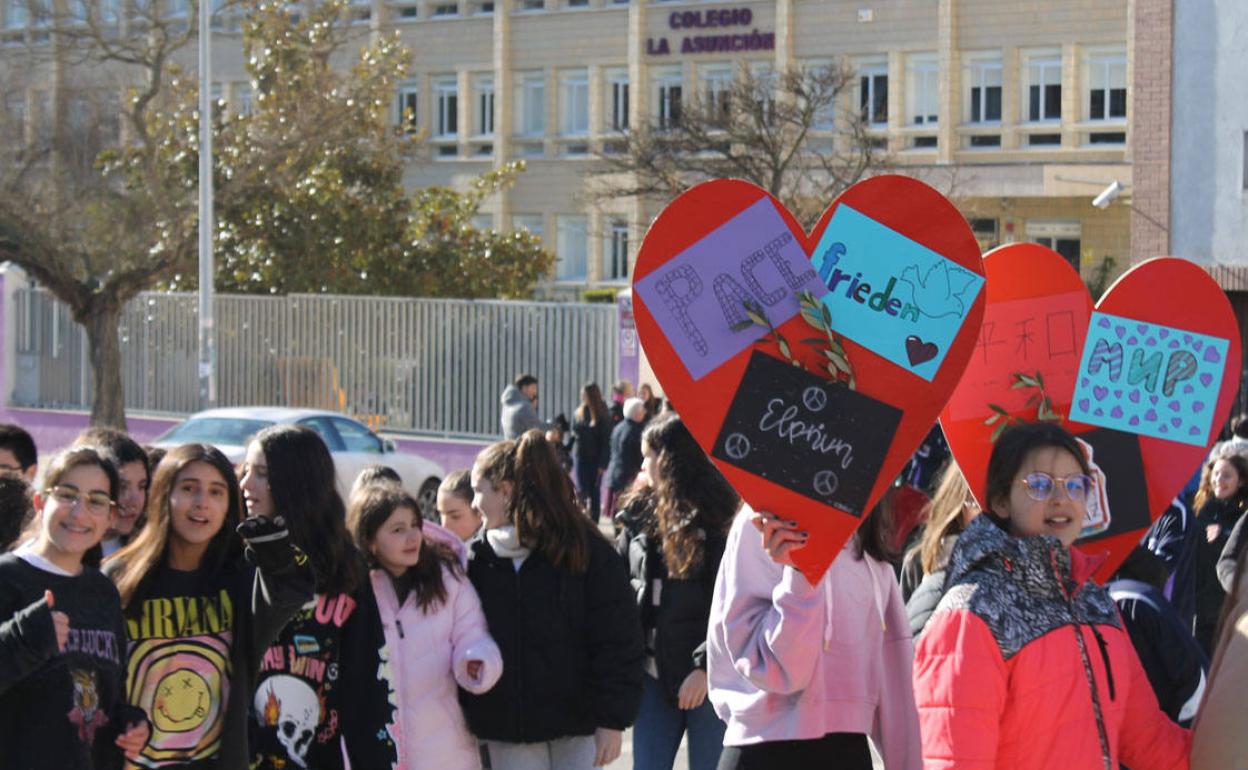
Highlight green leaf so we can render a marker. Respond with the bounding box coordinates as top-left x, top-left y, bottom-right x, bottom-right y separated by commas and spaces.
746, 308, 768, 328
1035, 371, 1046, 388
800, 337, 826, 345
991, 421, 1008, 442
730, 319, 754, 333
778, 338, 793, 360
820, 303, 834, 331
984, 413, 1001, 426
800, 306, 824, 329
